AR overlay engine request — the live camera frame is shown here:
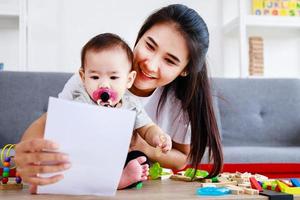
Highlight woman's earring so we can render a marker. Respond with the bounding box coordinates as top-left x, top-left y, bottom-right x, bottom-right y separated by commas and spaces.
180, 71, 188, 77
